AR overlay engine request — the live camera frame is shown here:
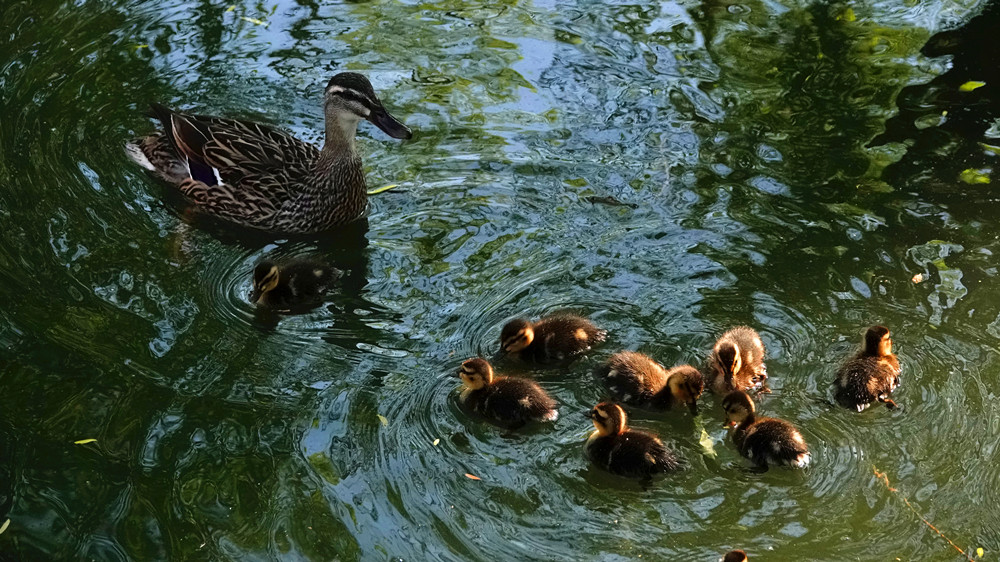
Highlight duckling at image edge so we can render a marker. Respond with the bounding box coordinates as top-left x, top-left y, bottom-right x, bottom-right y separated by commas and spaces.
585, 401, 682, 479
126, 72, 412, 234
595, 351, 705, 415
457, 358, 558, 429
722, 550, 748, 562
250, 259, 339, 311
707, 326, 768, 394
834, 325, 901, 412
722, 390, 810, 469
498, 314, 606, 365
